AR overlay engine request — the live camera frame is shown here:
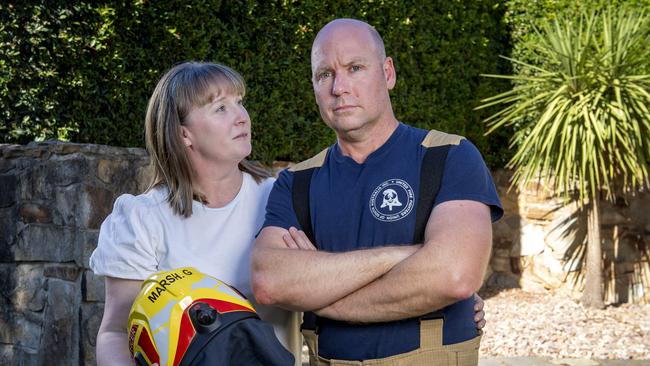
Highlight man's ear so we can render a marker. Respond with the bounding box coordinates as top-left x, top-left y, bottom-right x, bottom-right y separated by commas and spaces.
383, 56, 396, 90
